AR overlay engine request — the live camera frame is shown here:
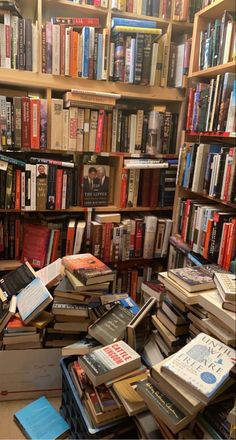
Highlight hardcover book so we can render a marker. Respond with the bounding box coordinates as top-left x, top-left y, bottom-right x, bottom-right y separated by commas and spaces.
14, 396, 69, 439
88, 303, 134, 345
79, 340, 141, 387
0, 262, 36, 300
161, 333, 236, 403
62, 253, 114, 286
81, 164, 110, 207
167, 266, 215, 292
